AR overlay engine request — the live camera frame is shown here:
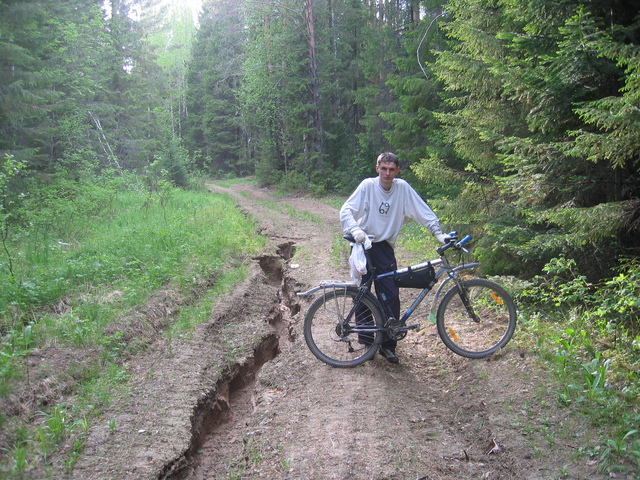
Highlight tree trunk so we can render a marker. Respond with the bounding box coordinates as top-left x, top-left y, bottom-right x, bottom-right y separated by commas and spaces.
304, 0, 324, 169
